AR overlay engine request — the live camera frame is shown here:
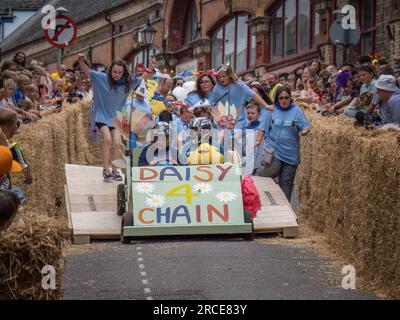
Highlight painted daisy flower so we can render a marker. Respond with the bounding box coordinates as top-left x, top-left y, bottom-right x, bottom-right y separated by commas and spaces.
216, 192, 238, 203
145, 195, 166, 208
134, 183, 156, 194
193, 183, 213, 194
